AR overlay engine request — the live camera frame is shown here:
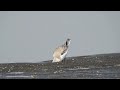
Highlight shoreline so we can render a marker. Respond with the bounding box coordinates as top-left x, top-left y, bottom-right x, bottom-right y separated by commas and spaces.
0, 53, 120, 79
